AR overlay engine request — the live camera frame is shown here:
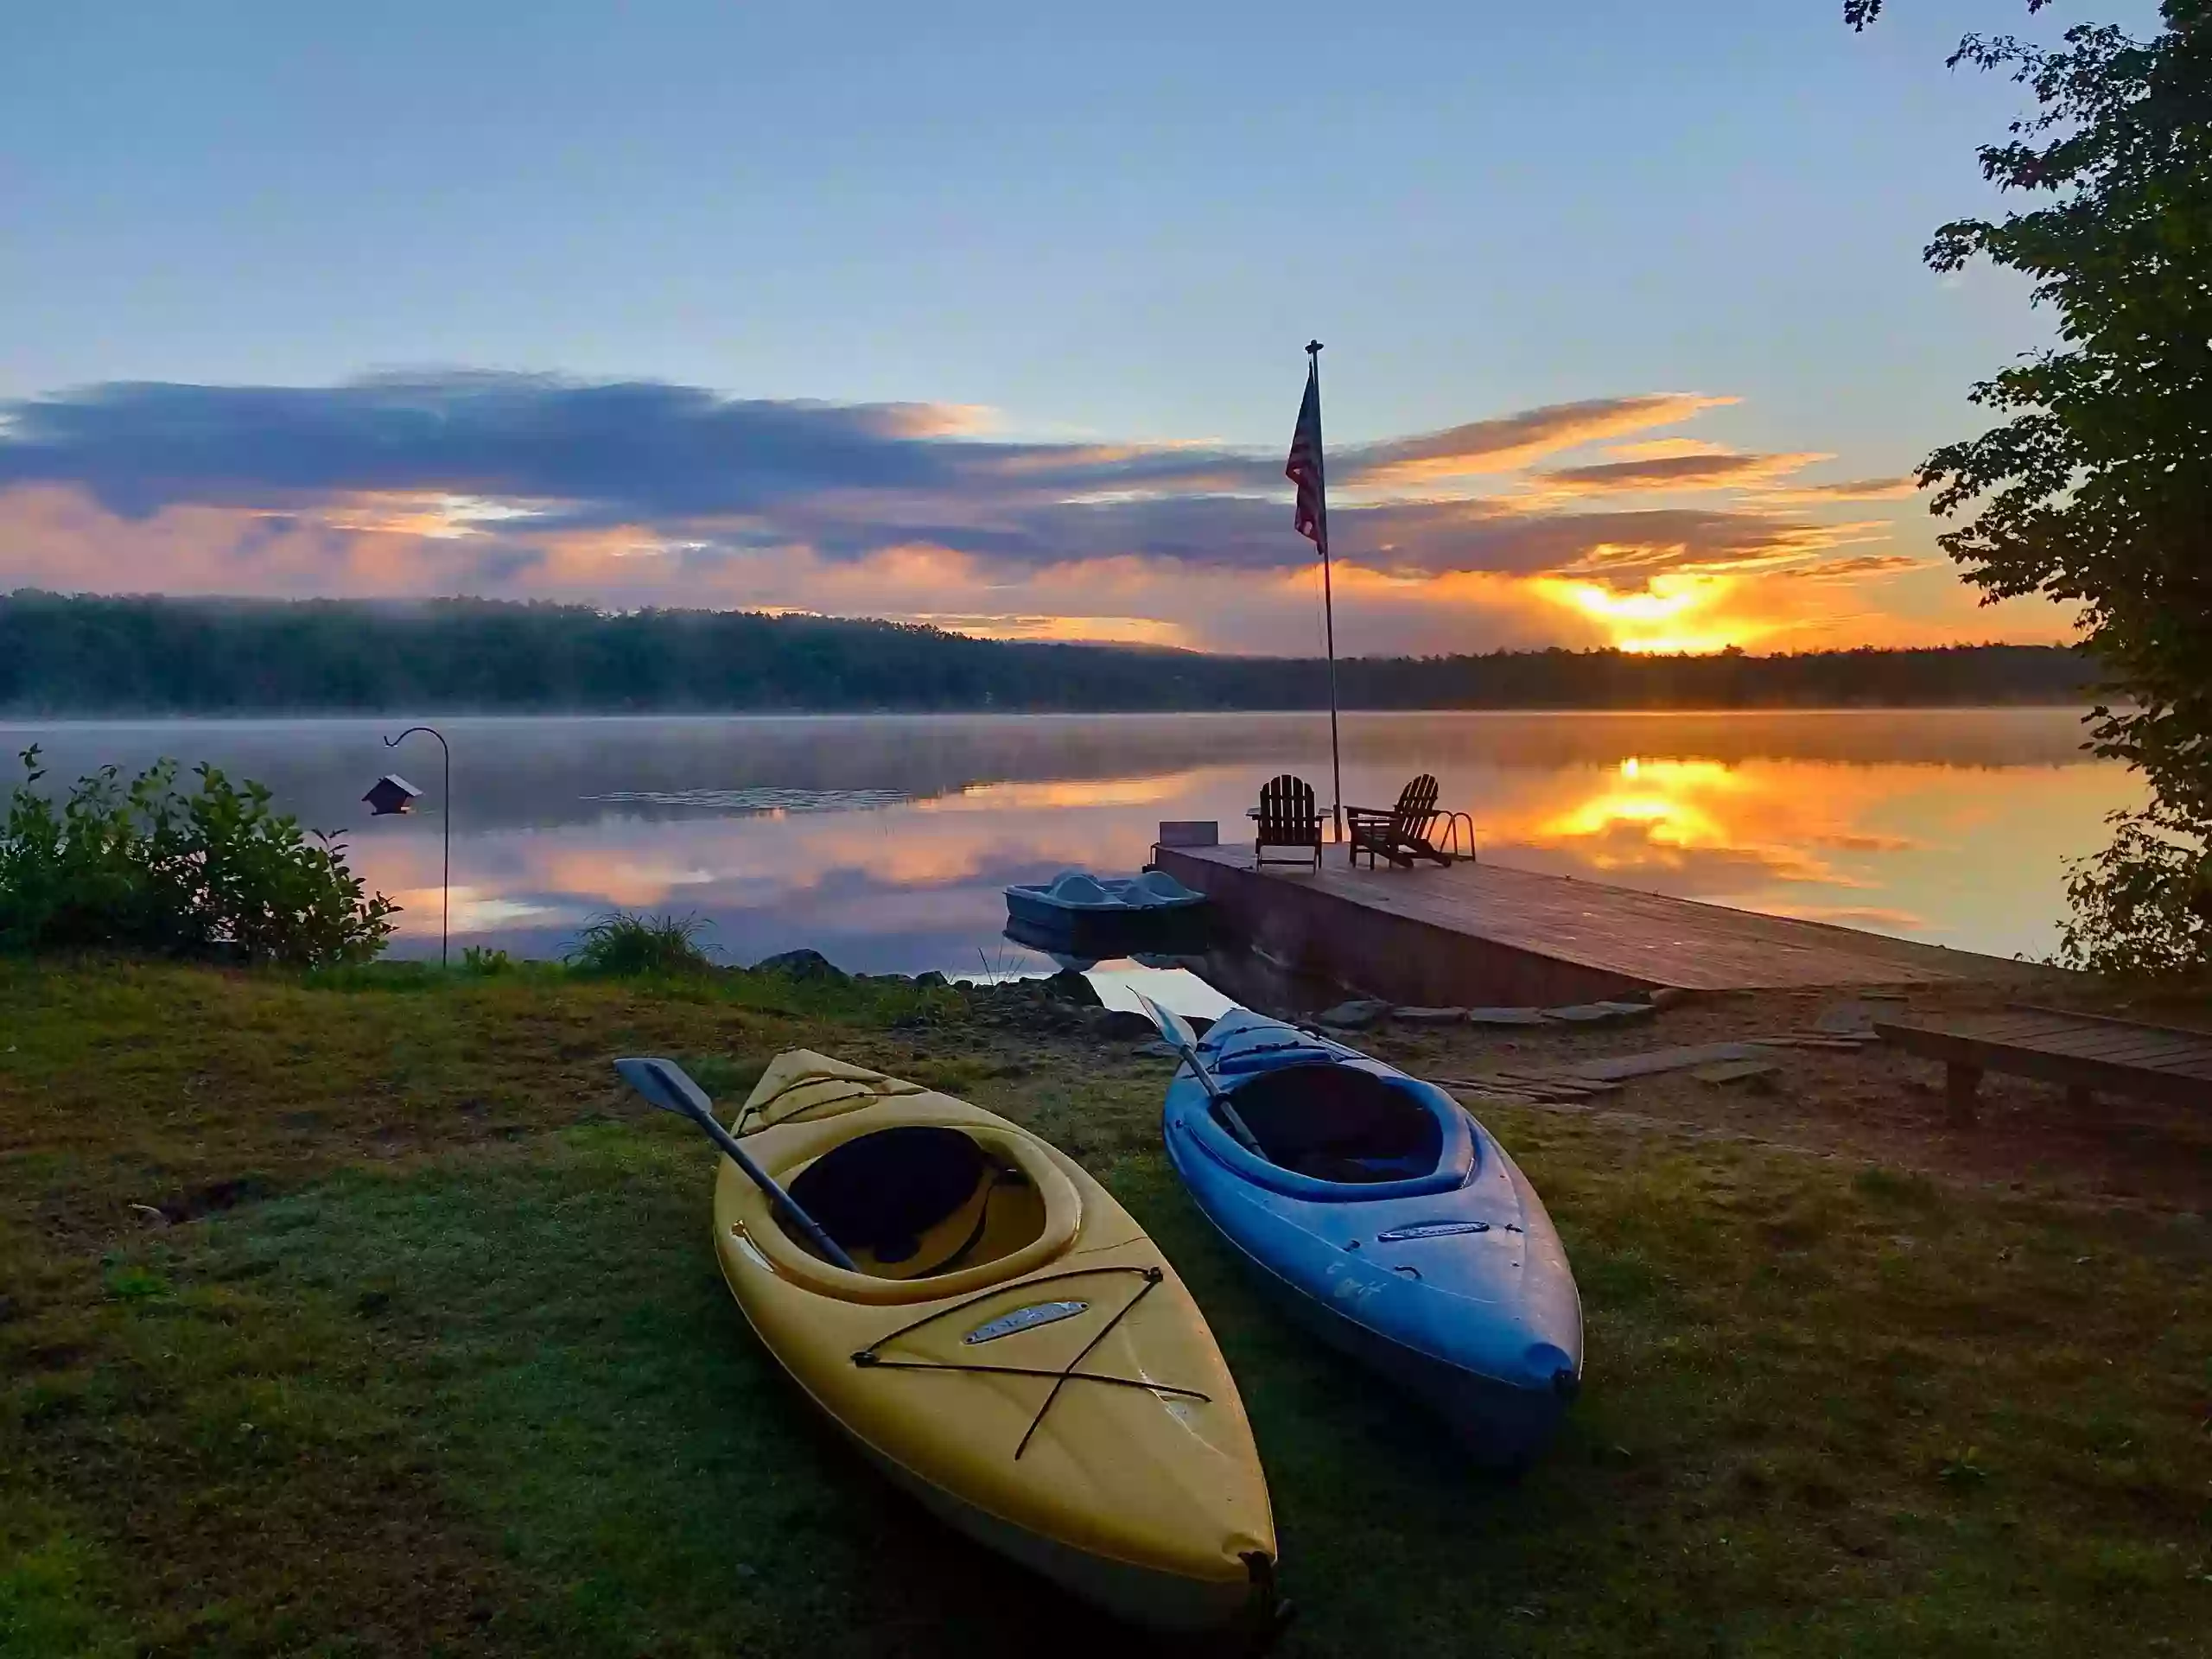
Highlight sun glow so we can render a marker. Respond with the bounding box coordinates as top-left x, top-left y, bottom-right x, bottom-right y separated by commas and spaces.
1535, 572, 1754, 653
